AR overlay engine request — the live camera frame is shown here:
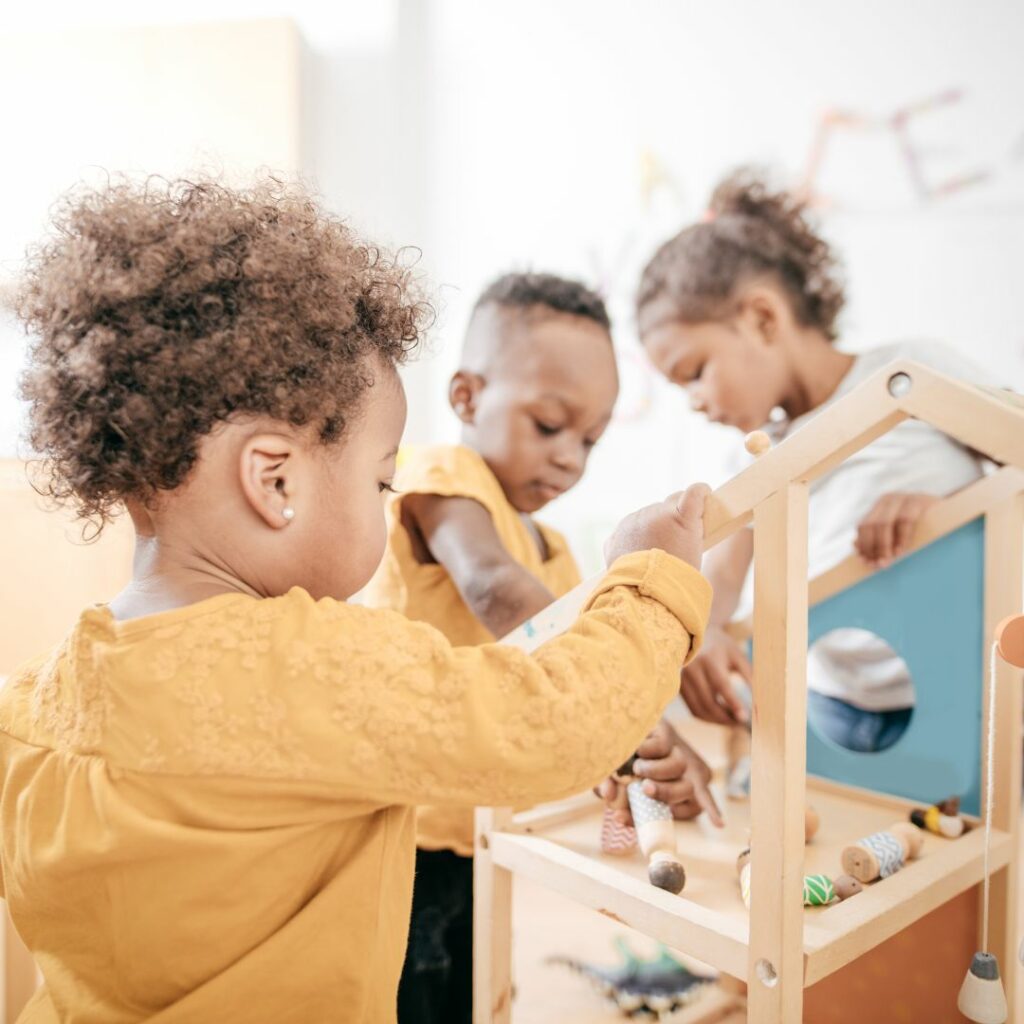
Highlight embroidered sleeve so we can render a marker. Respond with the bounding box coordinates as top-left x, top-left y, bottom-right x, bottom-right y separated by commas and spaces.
291, 551, 711, 807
